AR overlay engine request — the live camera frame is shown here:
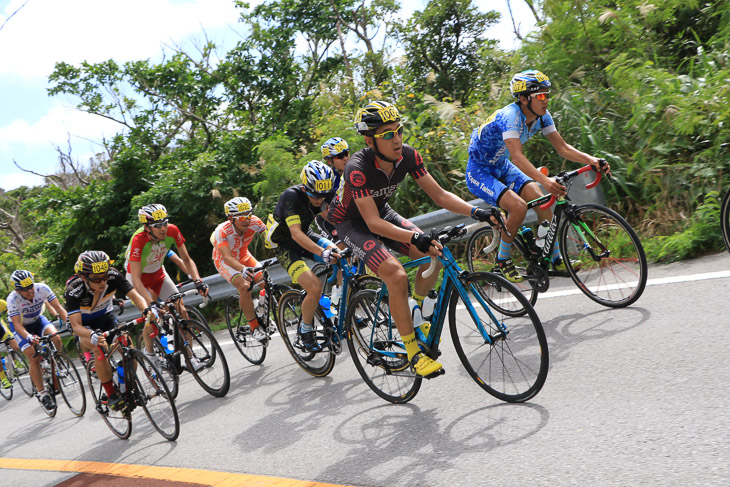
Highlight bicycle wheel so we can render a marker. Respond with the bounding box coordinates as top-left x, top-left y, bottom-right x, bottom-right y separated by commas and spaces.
0, 362, 12, 400
276, 289, 336, 377
346, 289, 422, 403
127, 351, 178, 441
54, 352, 86, 416
466, 225, 538, 309
721, 188, 730, 254
312, 263, 335, 295
450, 272, 548, 403
133, 327, 180, 399
225, 294, 266, 365
185, 305, 209, 330
560, 204, 647, 307
180, 320, 230, 397
9, 350, 33, 397
86, 355, 132, 439
40, 363, 58, 417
